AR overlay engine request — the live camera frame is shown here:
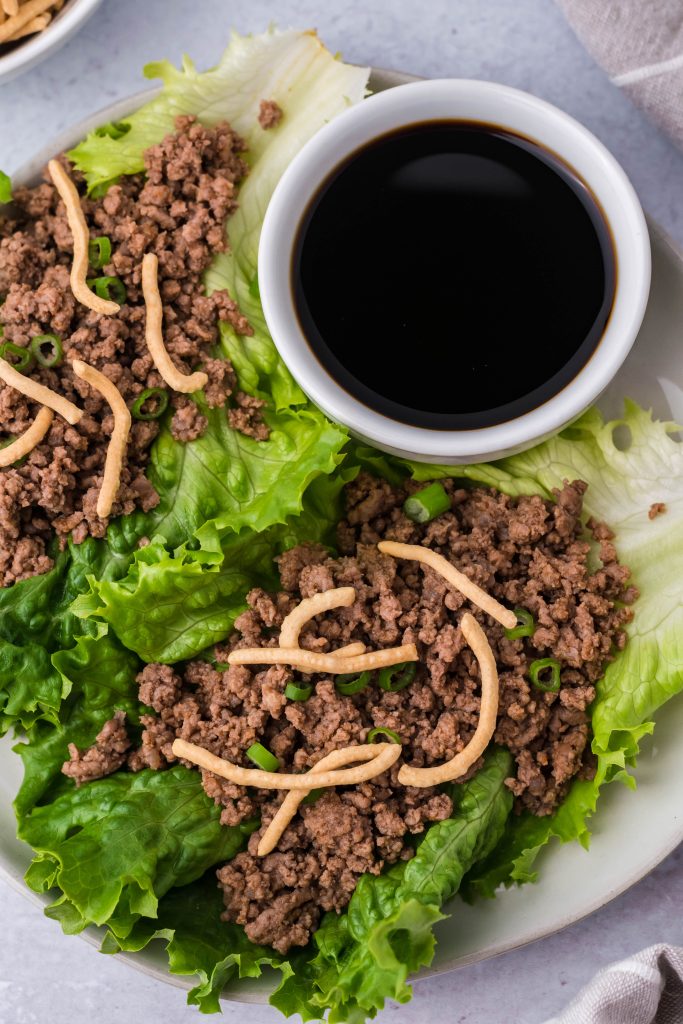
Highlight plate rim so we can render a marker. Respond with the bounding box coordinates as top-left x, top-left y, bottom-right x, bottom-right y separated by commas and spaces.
2, 64, 682, 1007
